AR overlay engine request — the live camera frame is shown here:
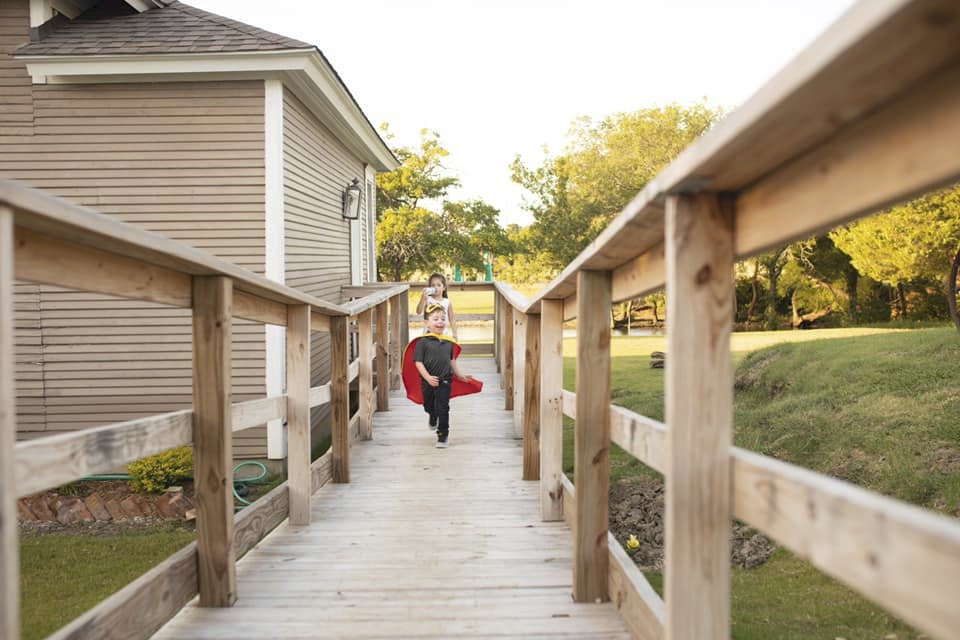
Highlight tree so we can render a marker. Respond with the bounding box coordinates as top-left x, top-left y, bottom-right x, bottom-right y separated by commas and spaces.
437, 199, 513, 278
374, 127, 459, 280
511, 102, 724, 267
830, 186, 960, 328
375, 207, 436, 282
376, 126, 459, 218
